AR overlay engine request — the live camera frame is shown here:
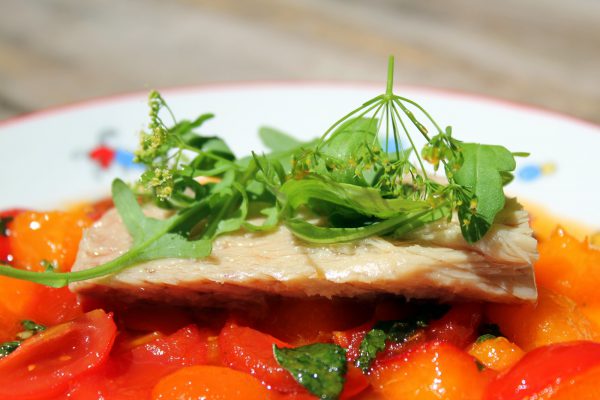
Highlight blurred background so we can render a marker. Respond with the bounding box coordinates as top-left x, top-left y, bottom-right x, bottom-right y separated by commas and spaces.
1, 0, 598, 123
